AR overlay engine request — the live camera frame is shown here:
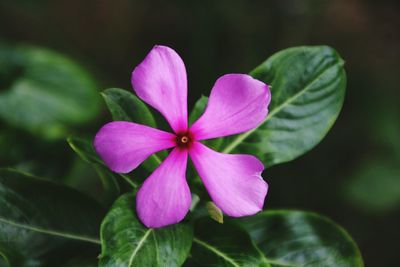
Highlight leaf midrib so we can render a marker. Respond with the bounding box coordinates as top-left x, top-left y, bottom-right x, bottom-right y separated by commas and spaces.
0, 217, 101, 244
152, 154, 162, 165
264, 259, 299, 267
222, 61, 341, 154
194, 237, 302, 267
193, 237, 241, 267
128, 229, 153, 267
